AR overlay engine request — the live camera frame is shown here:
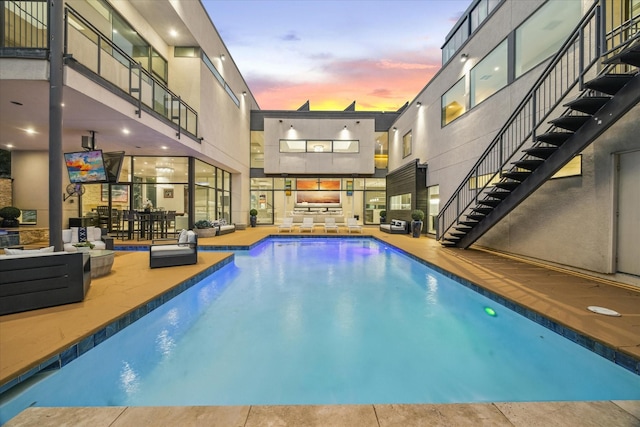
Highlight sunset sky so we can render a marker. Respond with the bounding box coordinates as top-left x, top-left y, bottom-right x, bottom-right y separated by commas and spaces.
201, 1, 470, 111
